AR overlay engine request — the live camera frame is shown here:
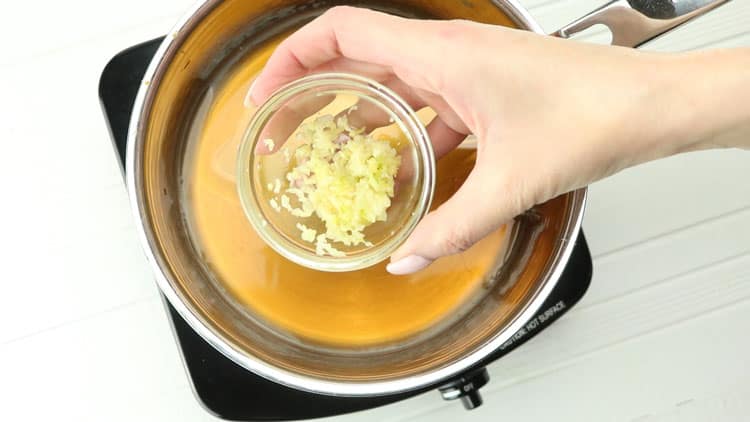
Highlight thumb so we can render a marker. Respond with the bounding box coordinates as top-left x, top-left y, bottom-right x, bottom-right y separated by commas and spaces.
386, 159, 518, 275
